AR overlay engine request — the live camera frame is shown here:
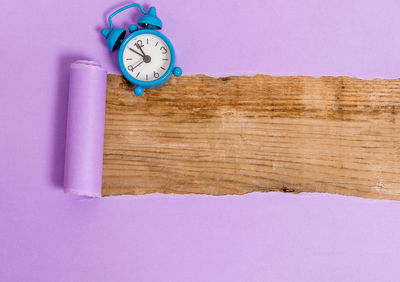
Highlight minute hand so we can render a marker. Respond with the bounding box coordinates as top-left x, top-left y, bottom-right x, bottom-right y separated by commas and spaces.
129, 48, 144, 58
